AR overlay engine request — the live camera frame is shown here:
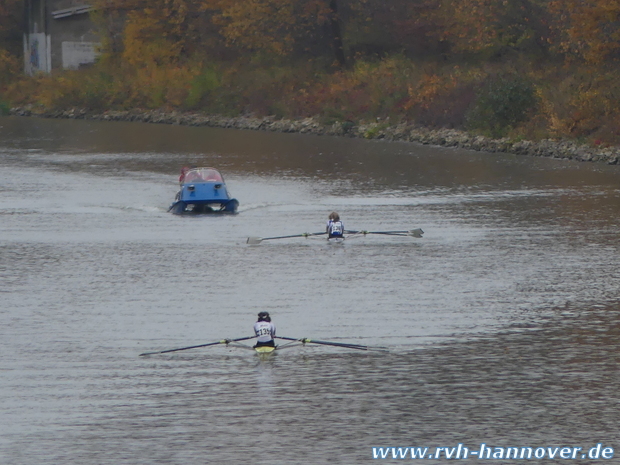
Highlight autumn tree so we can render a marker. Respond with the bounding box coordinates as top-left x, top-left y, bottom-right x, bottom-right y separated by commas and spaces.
429, 0, 553, 59
0, 0, 24, 89
91, 0, 230, 61
338, 0, 444, 58
549, 0, 620, 64
213, 0, 347, 65
0, 0, 23, 54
